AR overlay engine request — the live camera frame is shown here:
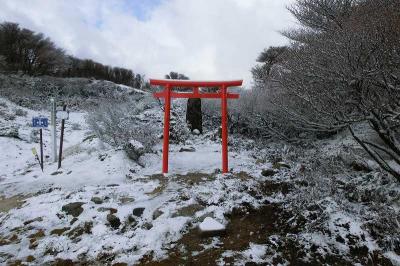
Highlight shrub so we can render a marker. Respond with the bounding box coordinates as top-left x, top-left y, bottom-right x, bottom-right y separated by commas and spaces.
14, 108, 27, 116
85, 95, 161, 156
